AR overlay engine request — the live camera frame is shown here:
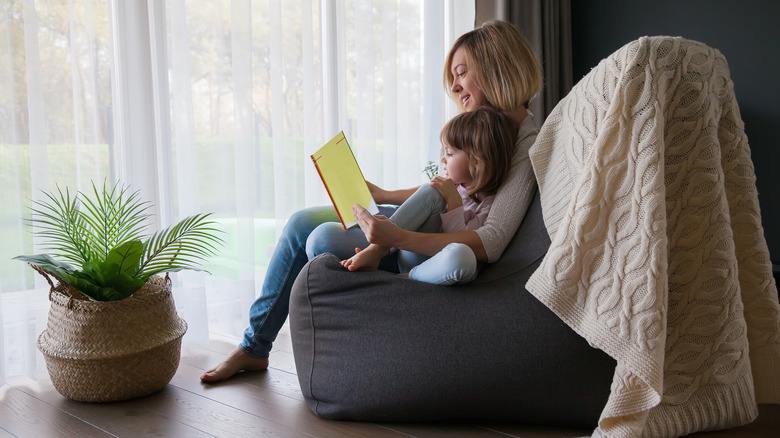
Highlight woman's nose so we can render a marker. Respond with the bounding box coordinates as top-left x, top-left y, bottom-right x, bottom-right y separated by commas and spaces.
450, 80, 461, 93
